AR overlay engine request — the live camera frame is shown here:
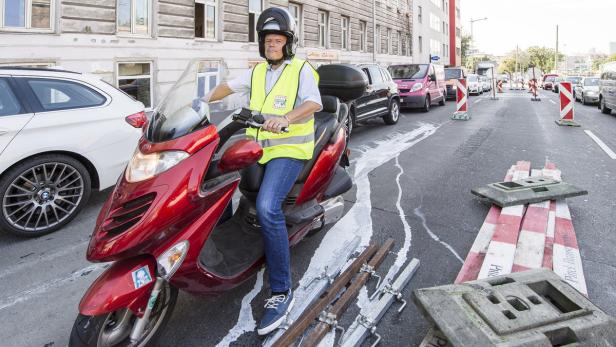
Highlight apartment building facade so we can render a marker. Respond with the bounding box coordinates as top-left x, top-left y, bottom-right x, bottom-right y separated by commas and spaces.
1, 0, 414, 109
411, 0, 451, 66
